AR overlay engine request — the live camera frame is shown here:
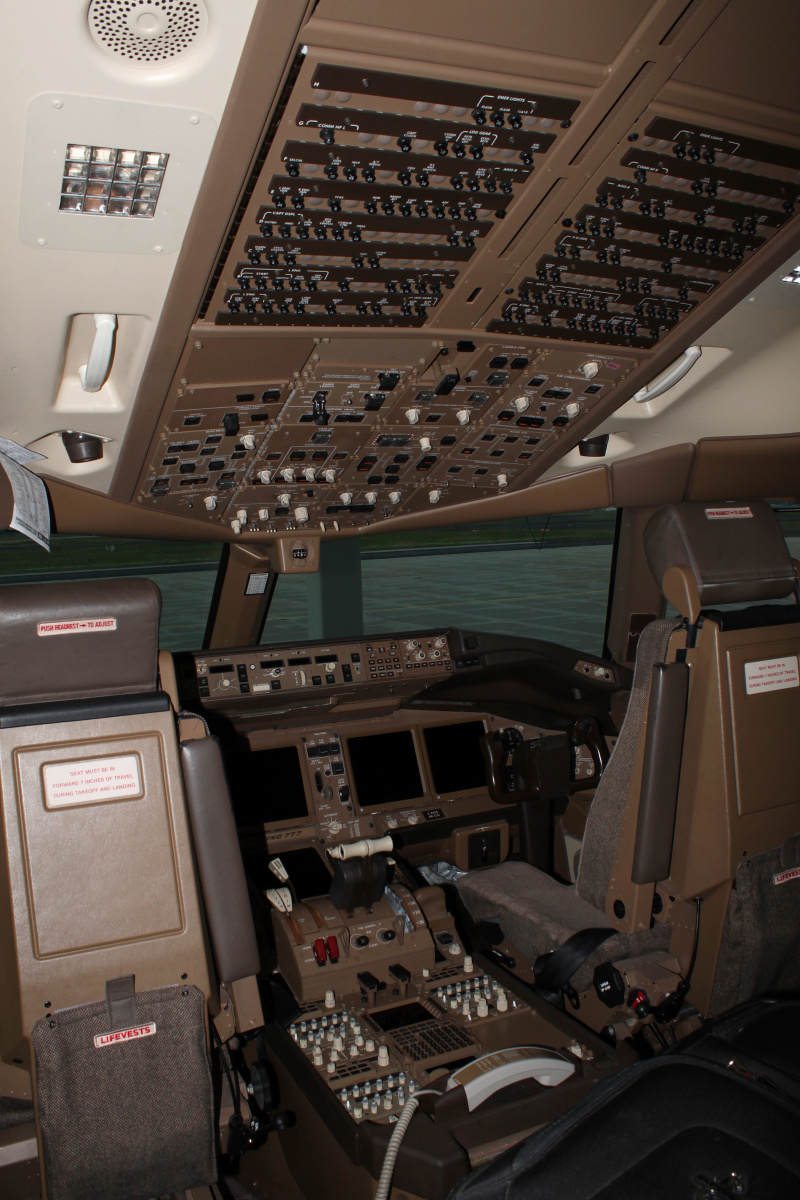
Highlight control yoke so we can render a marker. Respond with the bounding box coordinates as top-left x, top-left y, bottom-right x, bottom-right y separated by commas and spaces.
480, 723, 607, 871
